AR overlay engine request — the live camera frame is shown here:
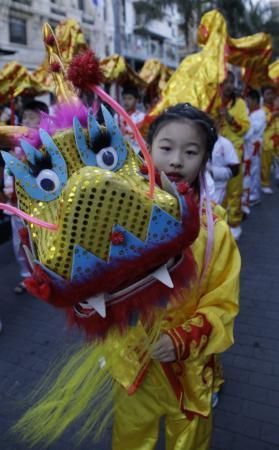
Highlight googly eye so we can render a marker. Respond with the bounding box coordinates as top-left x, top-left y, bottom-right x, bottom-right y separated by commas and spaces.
96, 146, 118, 170
36, 169, 60, 193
